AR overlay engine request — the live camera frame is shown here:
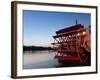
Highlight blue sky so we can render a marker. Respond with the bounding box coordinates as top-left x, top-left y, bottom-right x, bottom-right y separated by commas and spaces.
23, 10, 90, 46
